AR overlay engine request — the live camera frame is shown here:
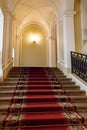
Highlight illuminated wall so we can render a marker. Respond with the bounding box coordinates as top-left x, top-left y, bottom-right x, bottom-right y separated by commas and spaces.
21, 24, 47, 67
